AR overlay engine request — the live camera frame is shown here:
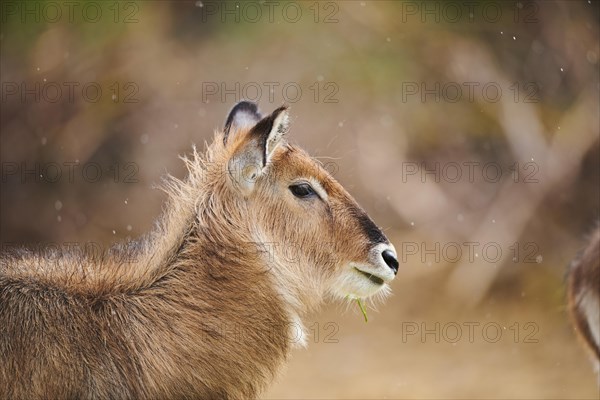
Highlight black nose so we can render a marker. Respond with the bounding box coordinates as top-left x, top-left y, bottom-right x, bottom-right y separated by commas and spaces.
382, 250, 399, 275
